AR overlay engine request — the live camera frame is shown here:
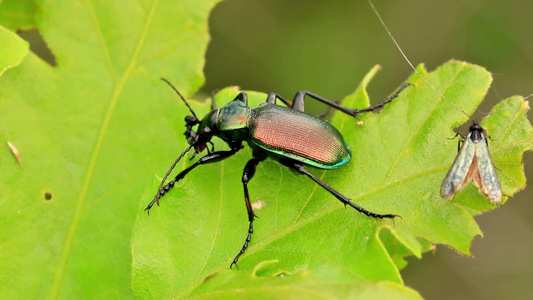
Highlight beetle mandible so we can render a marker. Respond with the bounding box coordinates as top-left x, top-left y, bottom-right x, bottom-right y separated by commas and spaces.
145, 78, 410, 268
